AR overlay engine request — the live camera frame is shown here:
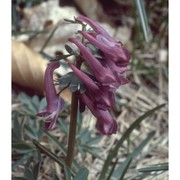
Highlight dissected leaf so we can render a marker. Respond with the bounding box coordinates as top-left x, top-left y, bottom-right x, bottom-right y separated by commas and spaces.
24, 168, 34, 180
59, 72, 86, 93
12, 117, 24, 142
12, 153, 33, 170
64, 166, 72, 180
74, 167, 89, 180
57, 119, 69, 134
86, 43, 103, 59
